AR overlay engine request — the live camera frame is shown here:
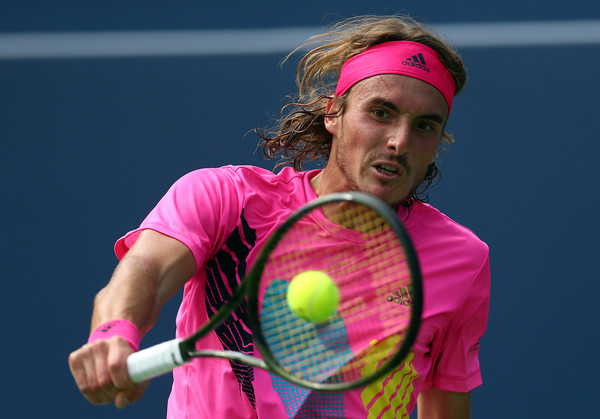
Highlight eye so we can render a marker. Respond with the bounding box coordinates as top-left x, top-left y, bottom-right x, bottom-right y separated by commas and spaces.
417, 121, 434, 131
372, 108, 390, 119
416, 119, 443, 135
